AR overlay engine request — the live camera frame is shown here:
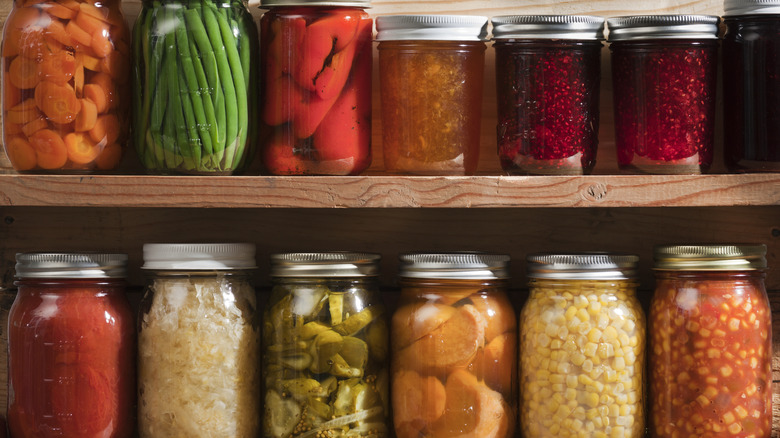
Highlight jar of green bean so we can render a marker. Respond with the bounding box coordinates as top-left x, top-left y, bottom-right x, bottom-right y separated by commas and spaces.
132, 0, 257, 174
